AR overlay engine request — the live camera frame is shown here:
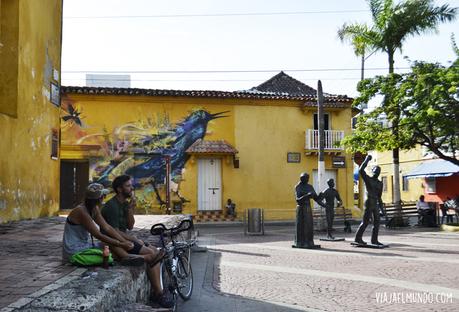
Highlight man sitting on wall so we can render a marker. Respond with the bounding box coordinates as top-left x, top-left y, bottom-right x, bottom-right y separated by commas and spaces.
102, 175, 171, 306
